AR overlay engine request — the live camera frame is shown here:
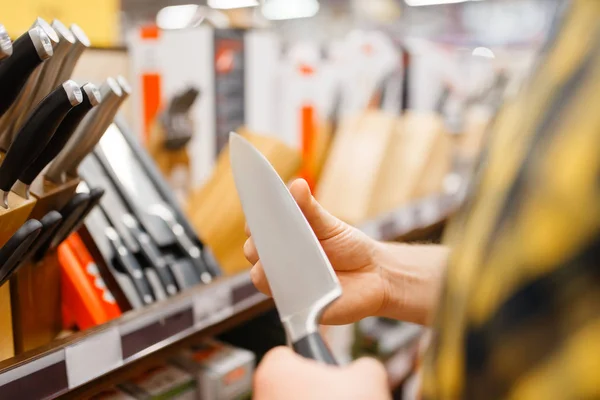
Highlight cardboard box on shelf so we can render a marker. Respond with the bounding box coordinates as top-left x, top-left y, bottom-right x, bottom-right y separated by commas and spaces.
186, 130, 301, 275
172, 340, 255, 400
118, 364, 196, 400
